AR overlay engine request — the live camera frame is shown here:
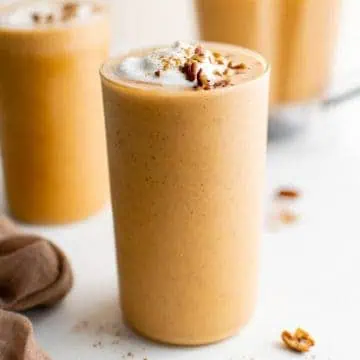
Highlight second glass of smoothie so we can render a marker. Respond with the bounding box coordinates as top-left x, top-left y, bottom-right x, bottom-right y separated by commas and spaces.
101, 41, 269, 345
0, 0, 110, 224
196, 0, 340, 130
